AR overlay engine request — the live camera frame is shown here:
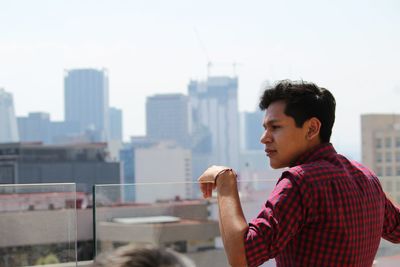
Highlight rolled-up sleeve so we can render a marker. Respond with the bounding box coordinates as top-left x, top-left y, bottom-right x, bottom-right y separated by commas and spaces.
382, 195, 400, 243
244, 176, 304, 267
